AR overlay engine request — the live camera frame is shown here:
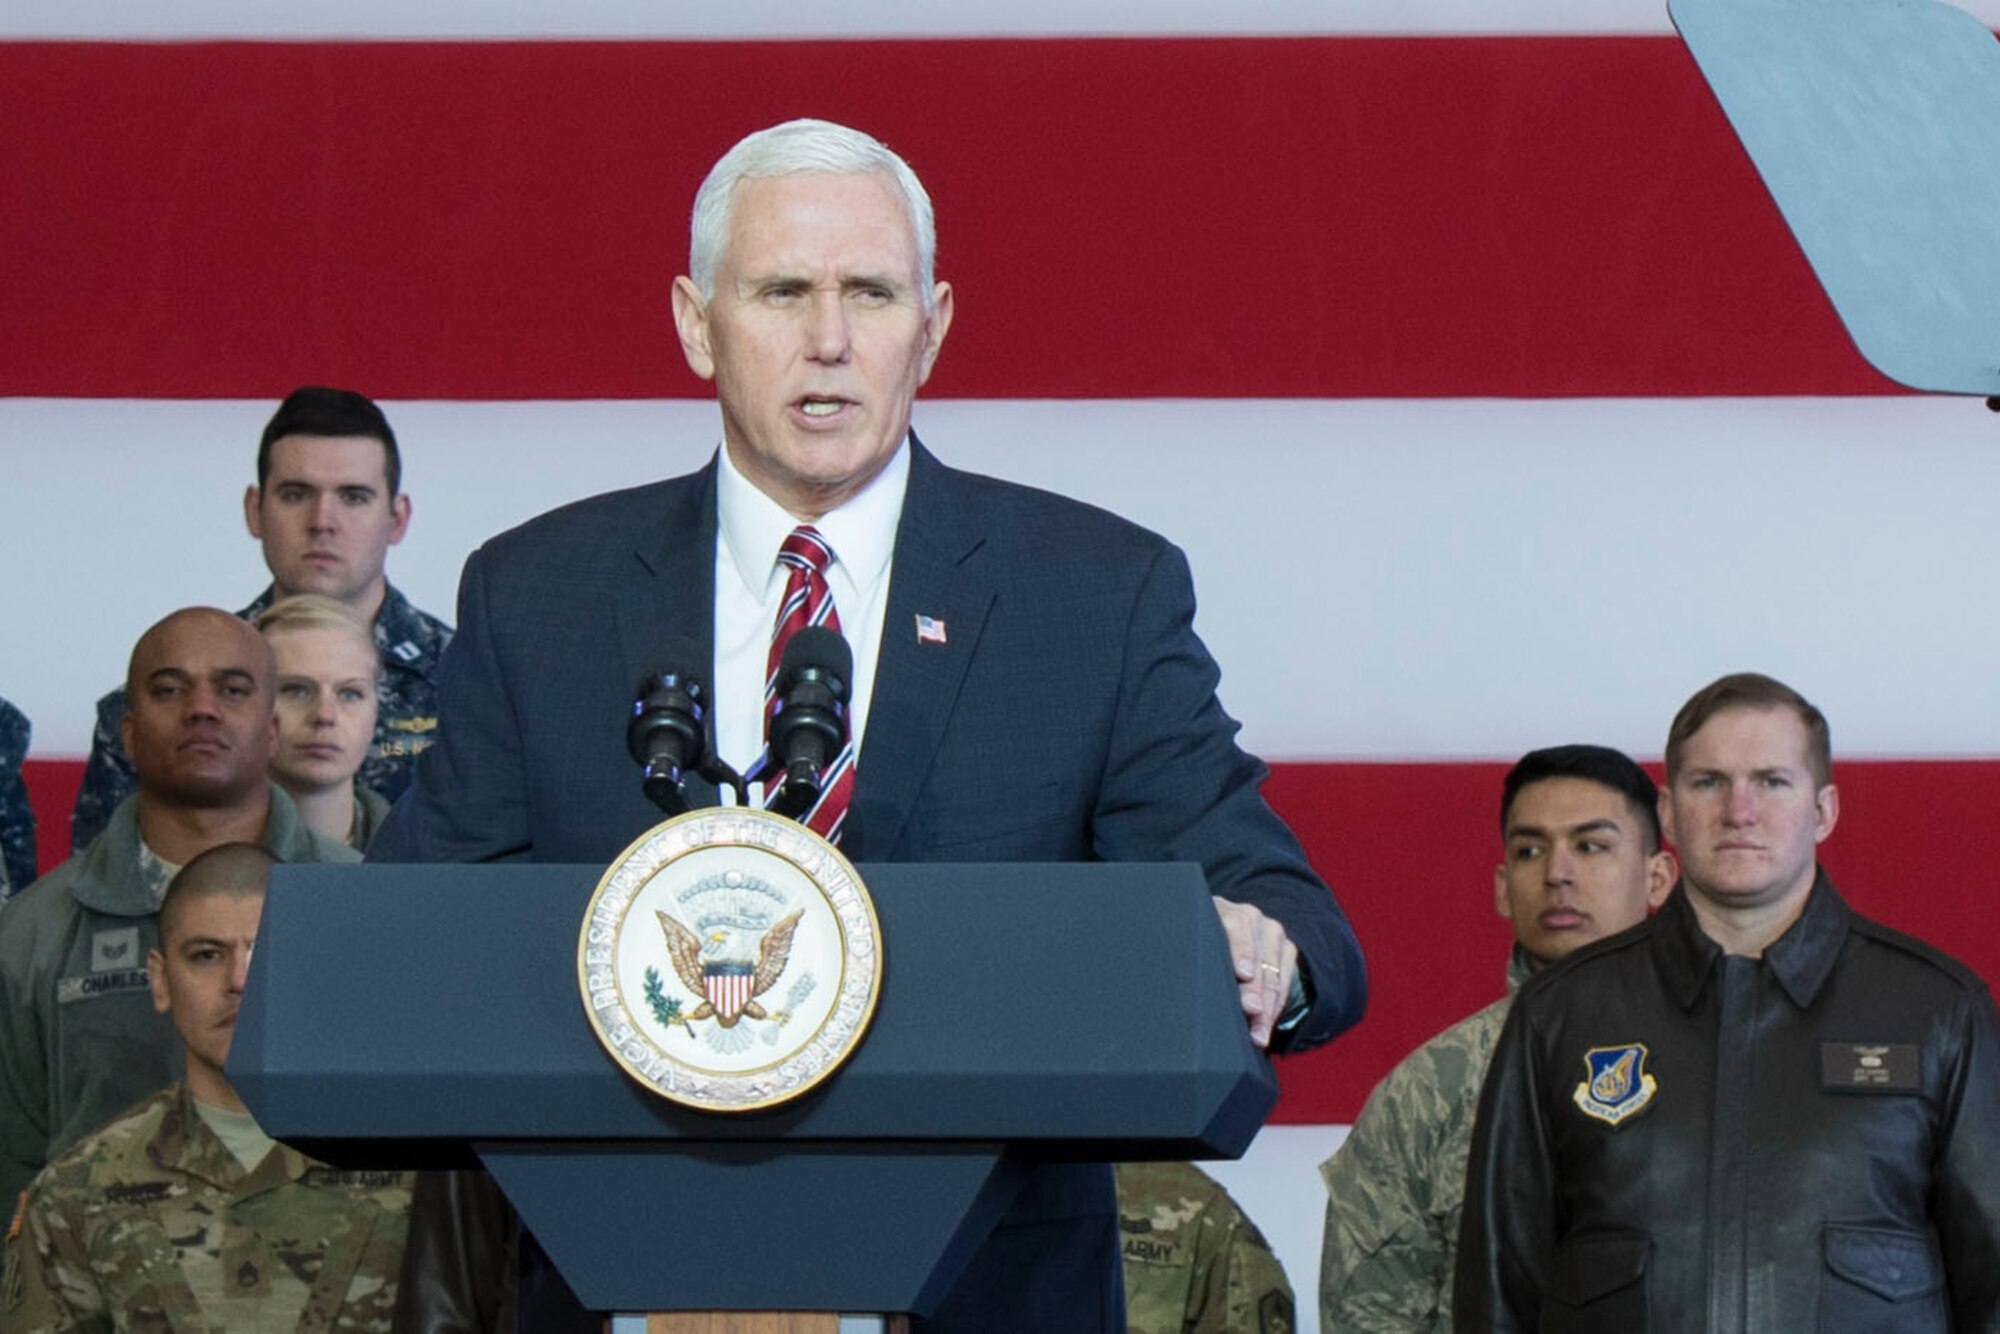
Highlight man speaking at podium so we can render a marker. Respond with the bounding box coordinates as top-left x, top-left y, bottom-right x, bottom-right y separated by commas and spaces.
376, 118, 1364, 1331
